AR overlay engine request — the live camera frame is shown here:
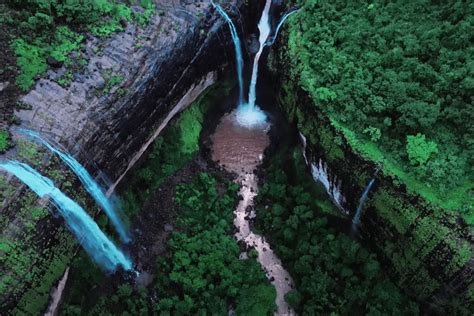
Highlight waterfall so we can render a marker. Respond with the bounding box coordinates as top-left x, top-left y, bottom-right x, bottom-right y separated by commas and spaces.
18, 129, 130, 243
0, 161, 132, 271
247, 0, 272, 108
211, 1, 244, 105
235, 0, 272, 127
351, 177, 376, 235
265, 8, 299, 47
